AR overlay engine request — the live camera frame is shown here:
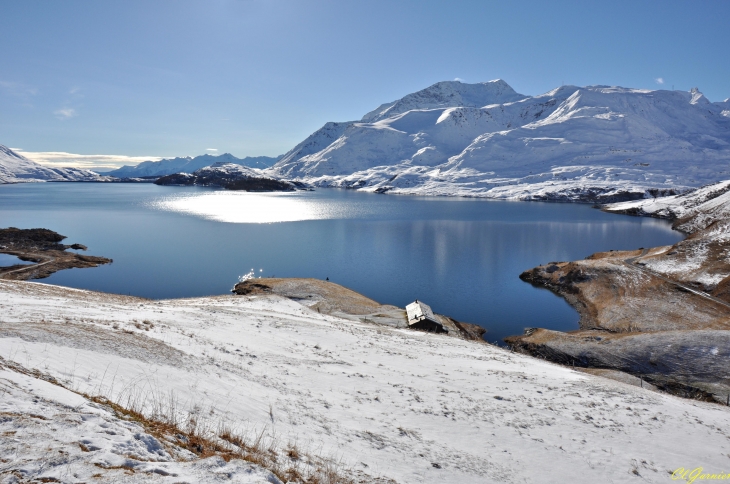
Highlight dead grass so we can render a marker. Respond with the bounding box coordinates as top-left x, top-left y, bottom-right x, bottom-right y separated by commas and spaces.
84, 390, 356, 484
1, 355, 357, 483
